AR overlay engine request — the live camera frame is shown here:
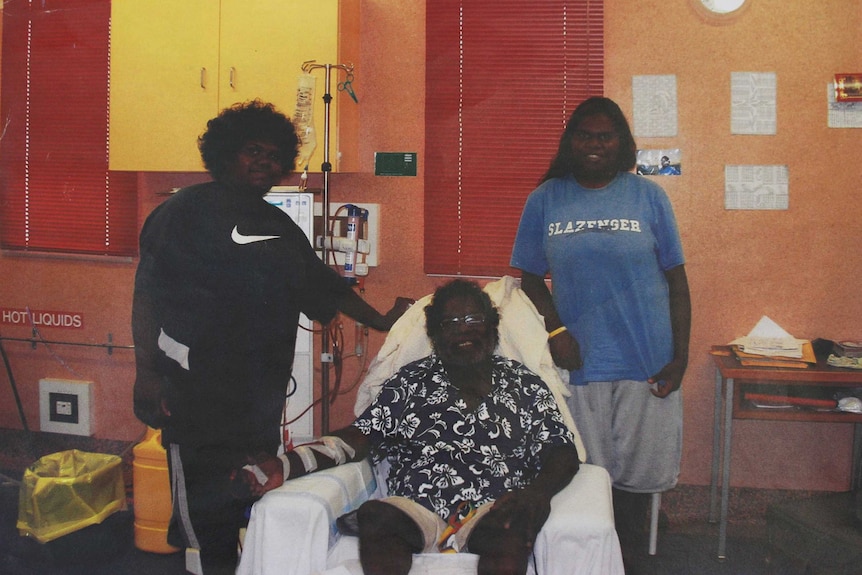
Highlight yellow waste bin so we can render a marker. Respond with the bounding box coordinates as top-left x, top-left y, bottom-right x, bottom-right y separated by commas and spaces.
17, 449, 126, 543
132, 427, 181, 553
